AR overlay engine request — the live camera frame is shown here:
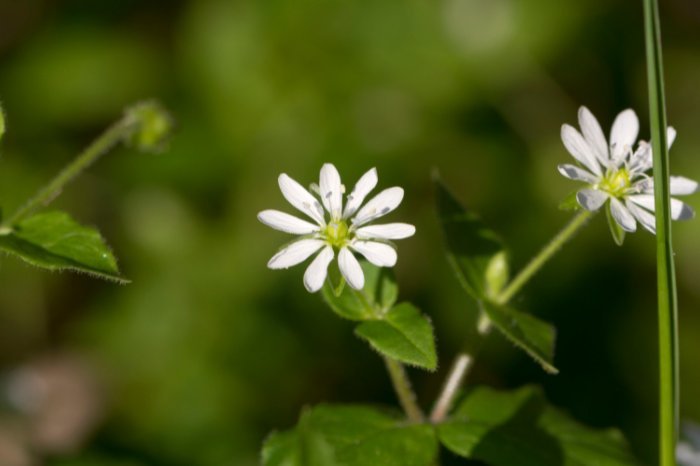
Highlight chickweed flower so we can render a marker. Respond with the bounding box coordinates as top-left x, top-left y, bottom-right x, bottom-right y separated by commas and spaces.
558, 106, 698, 234
258, 164, 415, 292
